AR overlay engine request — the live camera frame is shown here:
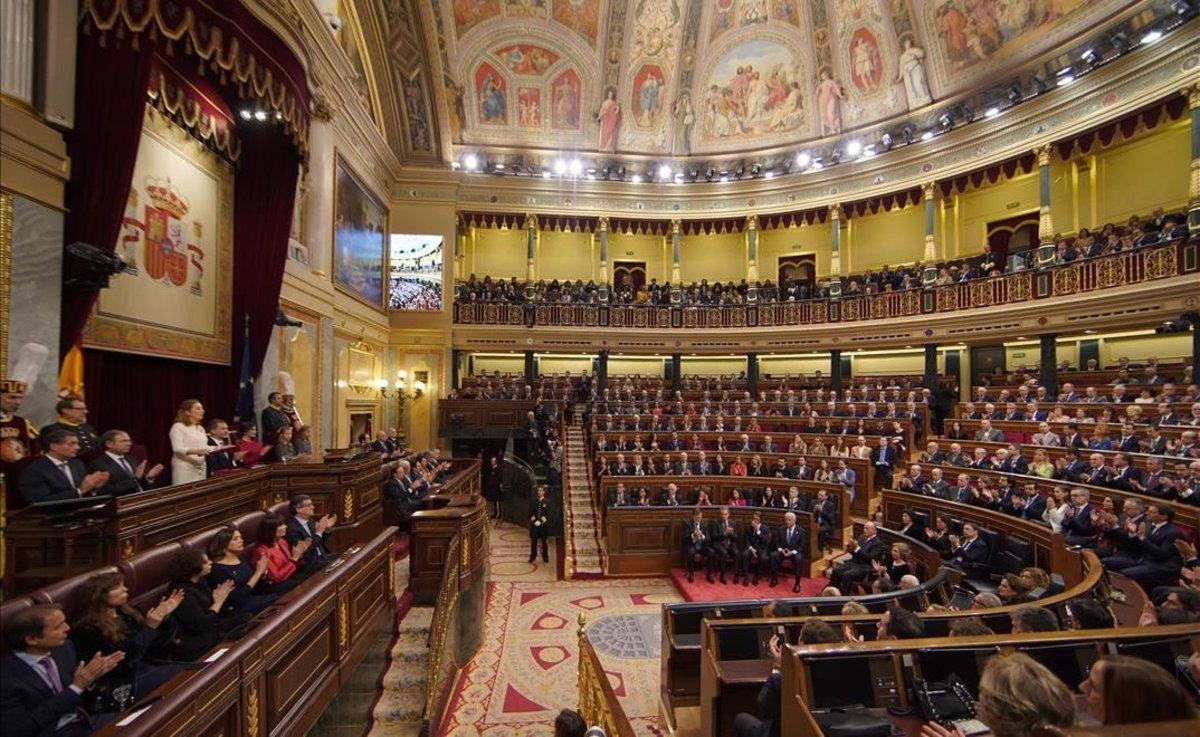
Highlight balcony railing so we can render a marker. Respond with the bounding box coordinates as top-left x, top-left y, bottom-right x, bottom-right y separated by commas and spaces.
453, 240, 1195, 328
